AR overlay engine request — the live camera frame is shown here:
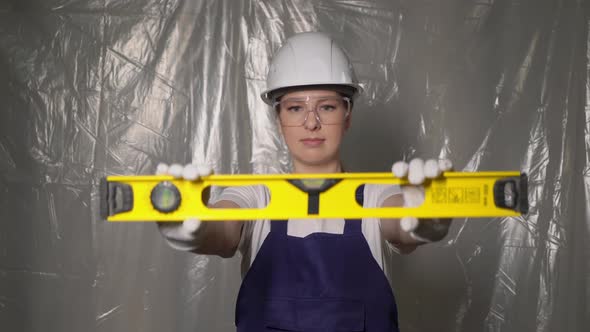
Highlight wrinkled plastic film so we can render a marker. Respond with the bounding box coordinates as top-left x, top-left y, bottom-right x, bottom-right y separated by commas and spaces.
0, 1, 588, 331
